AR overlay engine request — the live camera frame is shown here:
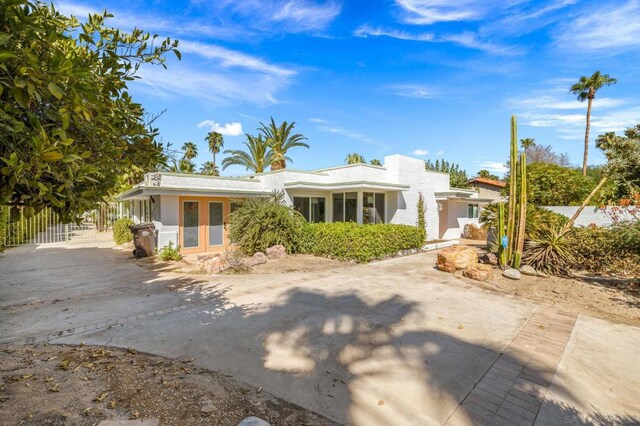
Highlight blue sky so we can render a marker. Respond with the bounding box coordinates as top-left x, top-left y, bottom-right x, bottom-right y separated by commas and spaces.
56, 0, 640, 177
